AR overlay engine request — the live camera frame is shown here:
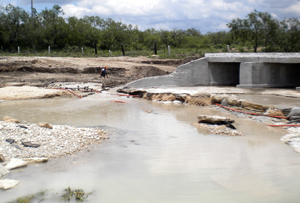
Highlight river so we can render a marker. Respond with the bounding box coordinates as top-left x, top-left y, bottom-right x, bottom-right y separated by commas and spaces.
1, 92, 300, 203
